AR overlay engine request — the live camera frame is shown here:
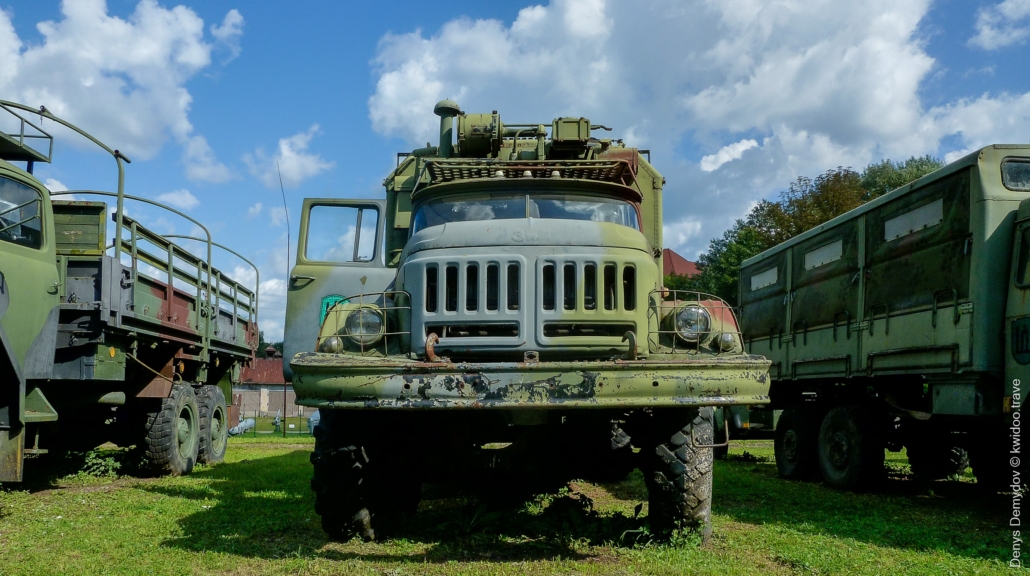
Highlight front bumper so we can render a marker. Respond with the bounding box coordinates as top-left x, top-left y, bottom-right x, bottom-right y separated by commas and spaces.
290, 352, 771, 409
